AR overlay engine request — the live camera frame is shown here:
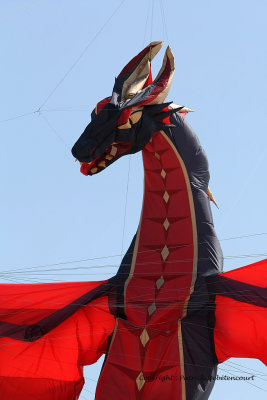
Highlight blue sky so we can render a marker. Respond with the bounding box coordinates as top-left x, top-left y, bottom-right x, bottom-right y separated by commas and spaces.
1, 0, 267, 398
